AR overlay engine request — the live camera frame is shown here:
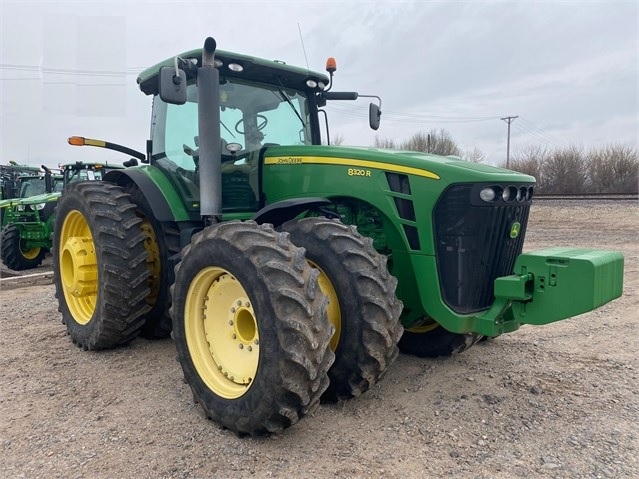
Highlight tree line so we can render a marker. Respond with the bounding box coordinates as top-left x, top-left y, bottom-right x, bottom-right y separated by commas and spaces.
372, 129, 638, 194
